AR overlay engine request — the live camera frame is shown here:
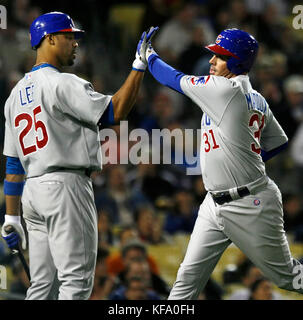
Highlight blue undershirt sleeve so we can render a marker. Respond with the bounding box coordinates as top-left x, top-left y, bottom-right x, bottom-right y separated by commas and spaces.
6, 157, 25, 175
148, 54, 185, 95
261, 142, 288, 162
98, 99, 115, 126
